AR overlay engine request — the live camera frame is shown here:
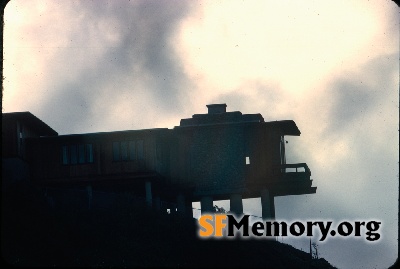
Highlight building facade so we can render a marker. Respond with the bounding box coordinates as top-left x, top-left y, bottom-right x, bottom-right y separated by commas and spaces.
2, 104, 316, 218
